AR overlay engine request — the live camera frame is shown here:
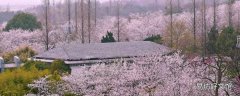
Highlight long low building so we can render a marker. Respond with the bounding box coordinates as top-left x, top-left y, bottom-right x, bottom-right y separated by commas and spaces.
33, 41, 171, 65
